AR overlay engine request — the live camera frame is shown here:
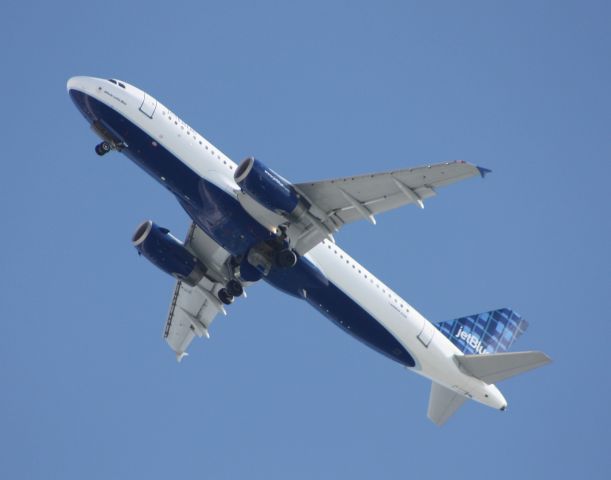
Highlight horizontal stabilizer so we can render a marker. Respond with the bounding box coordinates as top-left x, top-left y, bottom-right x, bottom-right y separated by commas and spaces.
428, 382, 467, 426
456, 351, 552, 384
